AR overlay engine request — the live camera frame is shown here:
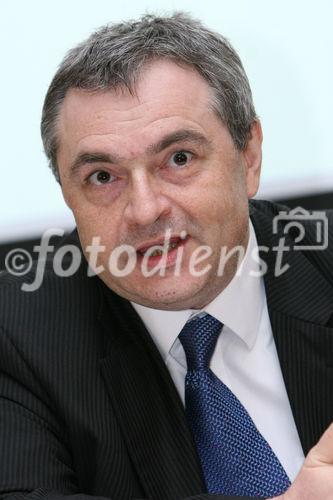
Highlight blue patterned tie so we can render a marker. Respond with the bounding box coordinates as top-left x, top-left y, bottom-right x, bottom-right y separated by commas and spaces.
179, 313, 291, 497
